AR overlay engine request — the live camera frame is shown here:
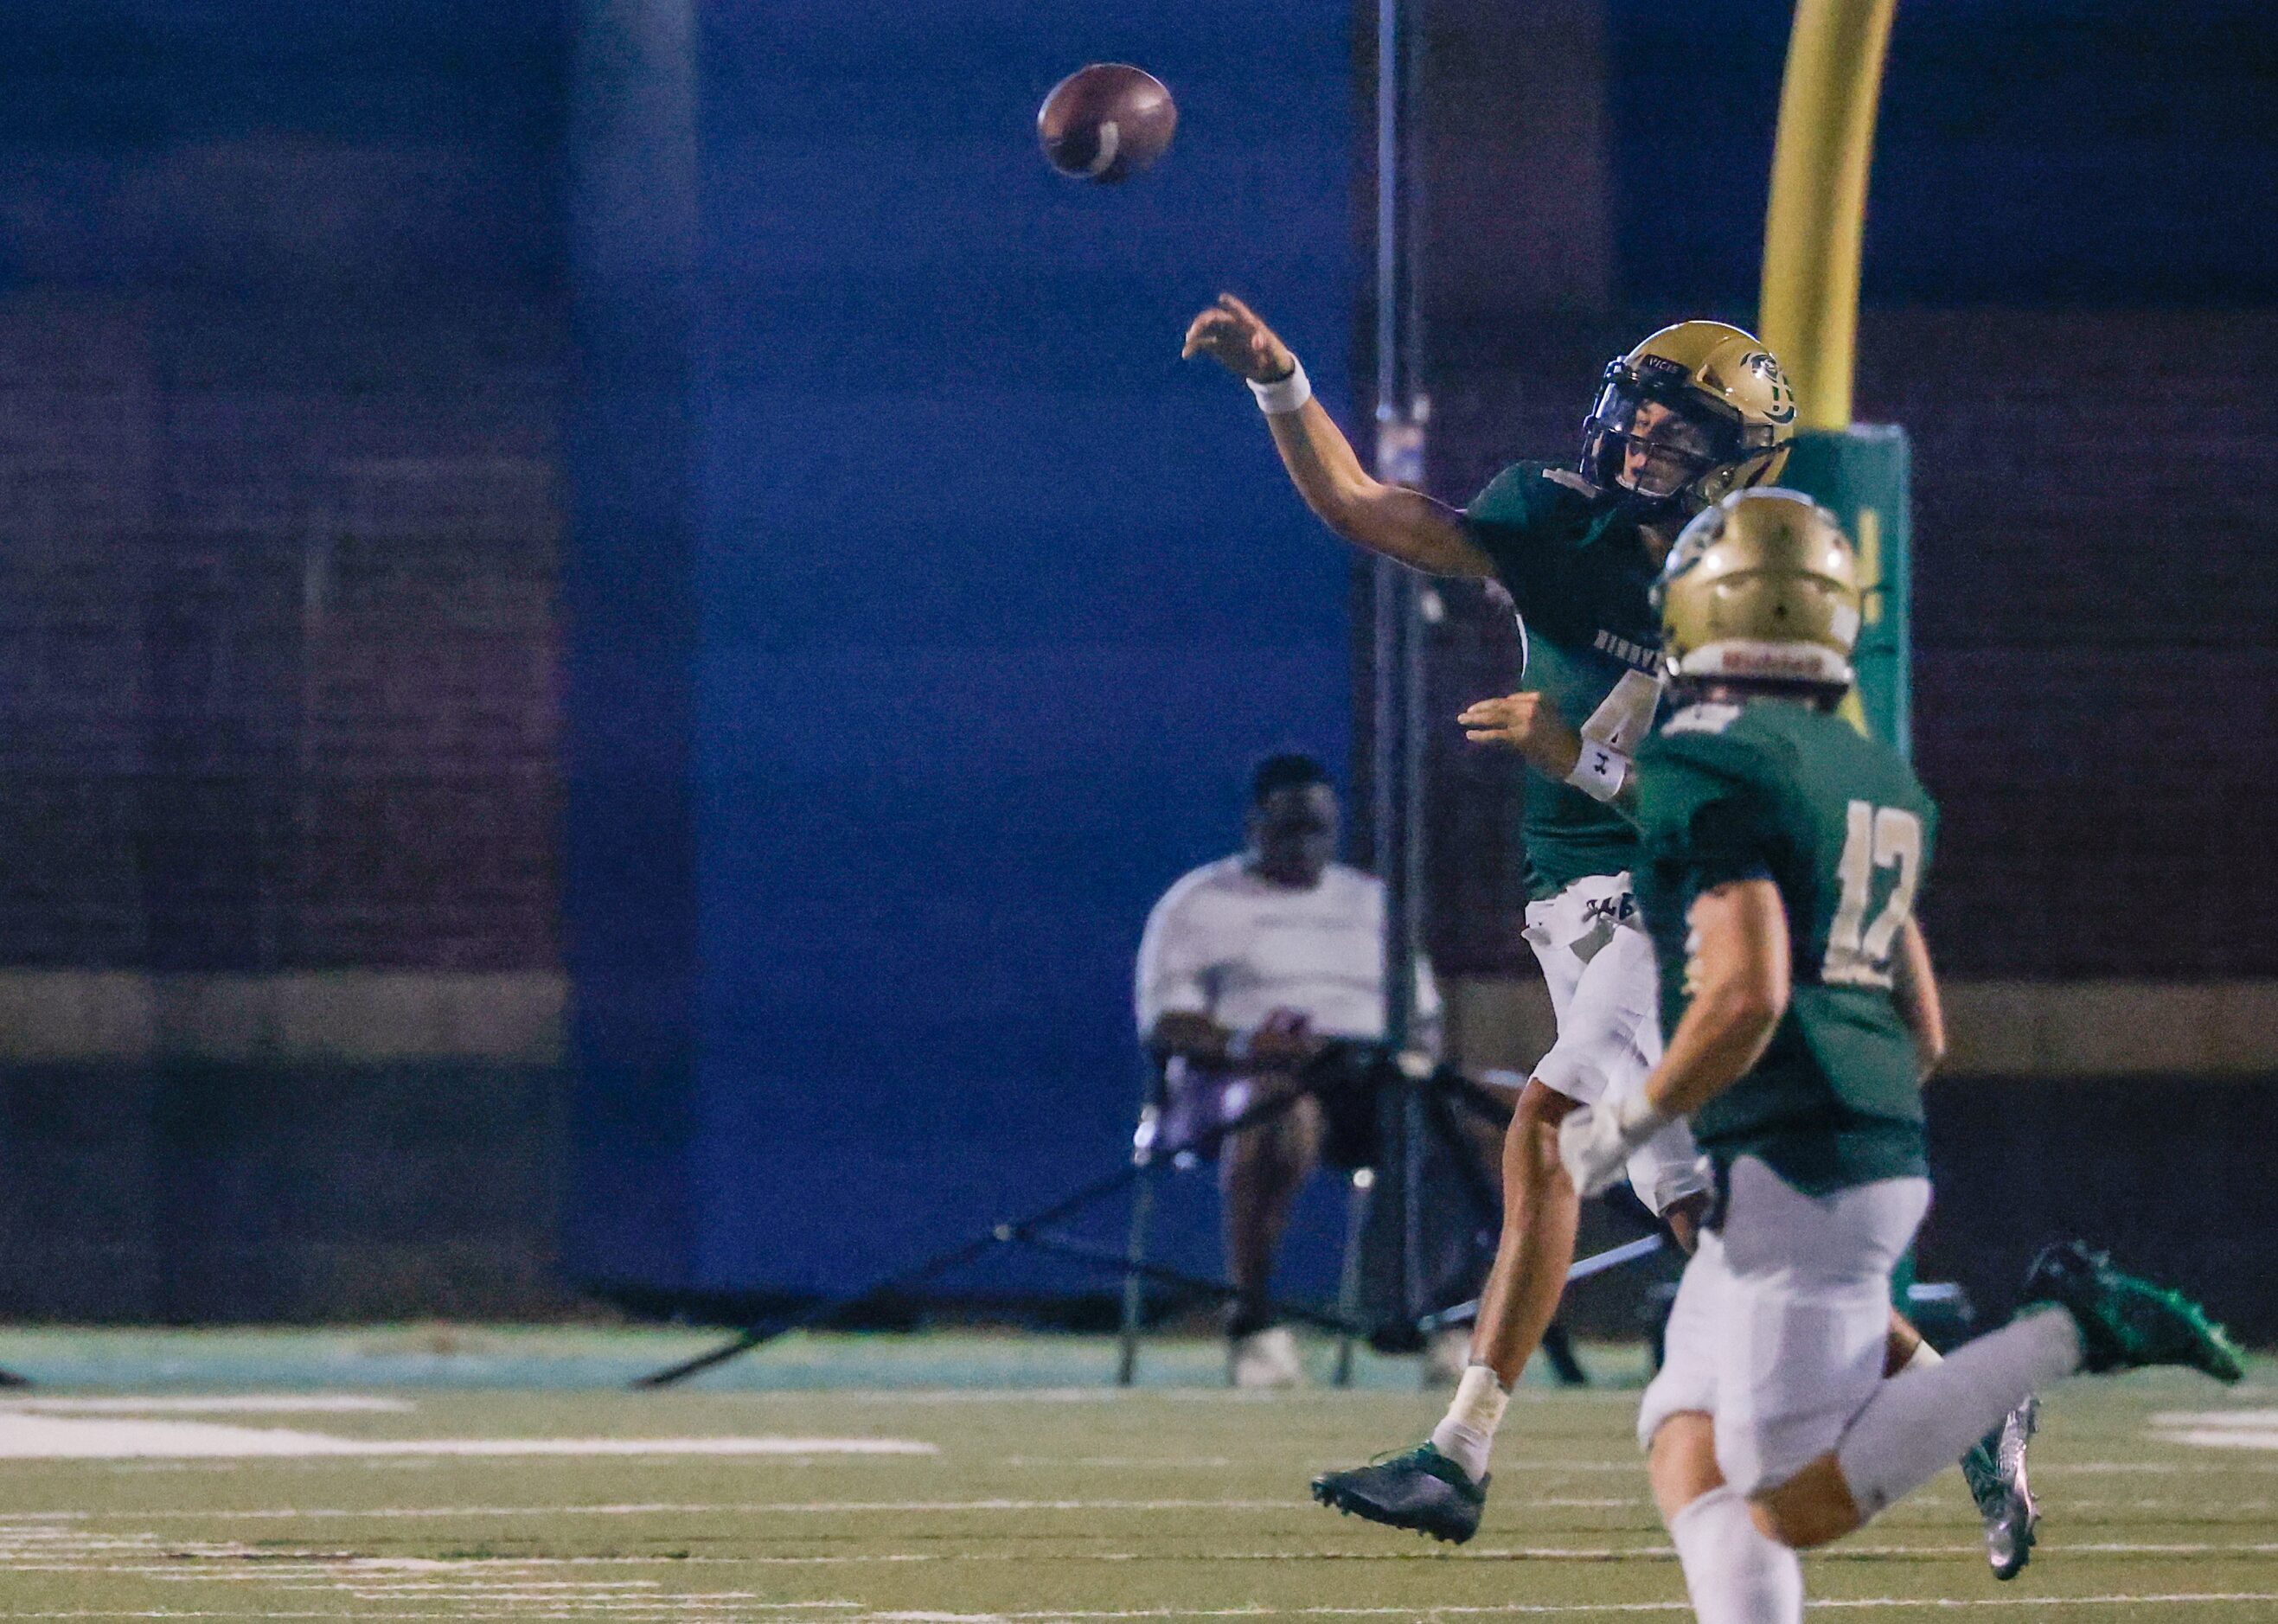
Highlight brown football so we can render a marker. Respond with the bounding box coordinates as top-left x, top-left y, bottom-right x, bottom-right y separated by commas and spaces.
1037, 64, 1177, 183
